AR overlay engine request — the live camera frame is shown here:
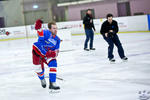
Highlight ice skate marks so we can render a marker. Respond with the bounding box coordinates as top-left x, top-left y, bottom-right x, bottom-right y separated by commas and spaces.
49, 89, 60, 93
